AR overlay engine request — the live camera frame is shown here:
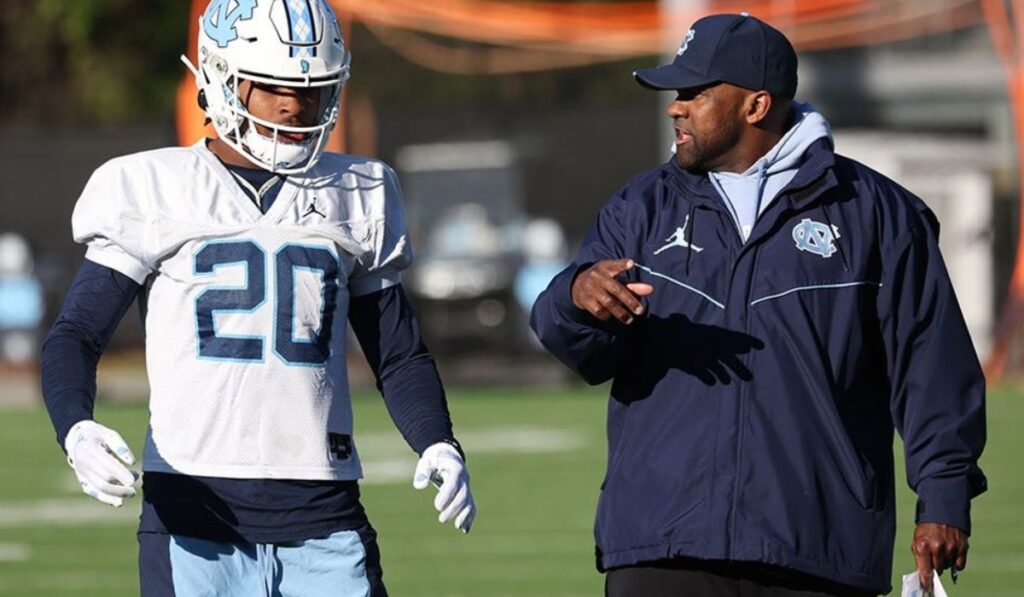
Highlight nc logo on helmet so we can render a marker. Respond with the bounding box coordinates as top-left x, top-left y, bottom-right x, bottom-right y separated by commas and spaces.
203, 0, 259, 48
792, 218, 841, 258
